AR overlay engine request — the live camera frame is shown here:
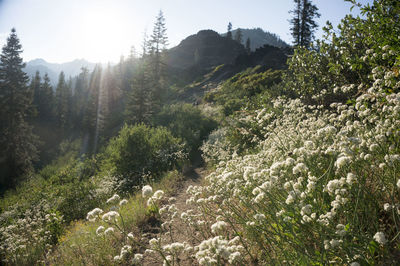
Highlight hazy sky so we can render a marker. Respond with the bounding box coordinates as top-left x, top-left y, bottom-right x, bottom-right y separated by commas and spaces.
0, 0, 373, 63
